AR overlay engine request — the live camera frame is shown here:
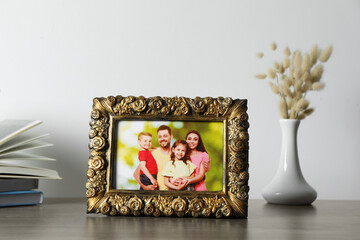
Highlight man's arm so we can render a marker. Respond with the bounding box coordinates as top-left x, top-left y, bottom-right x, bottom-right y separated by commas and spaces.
133, 165, 157, 190
139, 161, 158, 186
